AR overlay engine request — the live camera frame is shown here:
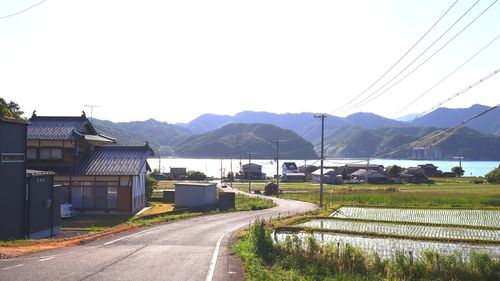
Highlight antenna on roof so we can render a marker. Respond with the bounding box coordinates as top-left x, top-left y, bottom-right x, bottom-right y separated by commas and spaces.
84, 104, 100, 121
